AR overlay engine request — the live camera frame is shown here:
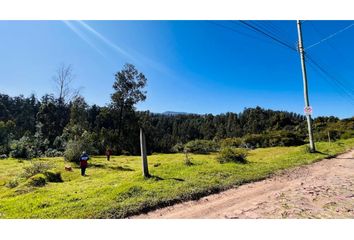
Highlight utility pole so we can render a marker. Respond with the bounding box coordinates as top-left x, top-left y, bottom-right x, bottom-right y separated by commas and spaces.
297, 20, 316, 152
140, 128, 150, 178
